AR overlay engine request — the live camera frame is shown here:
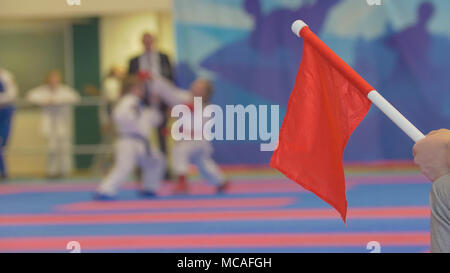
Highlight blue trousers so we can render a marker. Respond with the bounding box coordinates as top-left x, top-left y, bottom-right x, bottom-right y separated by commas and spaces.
0, 106, 14, 178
